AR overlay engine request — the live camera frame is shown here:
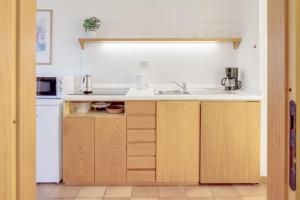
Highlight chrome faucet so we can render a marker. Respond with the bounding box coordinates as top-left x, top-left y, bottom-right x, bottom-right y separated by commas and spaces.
172, 81, 189, 94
